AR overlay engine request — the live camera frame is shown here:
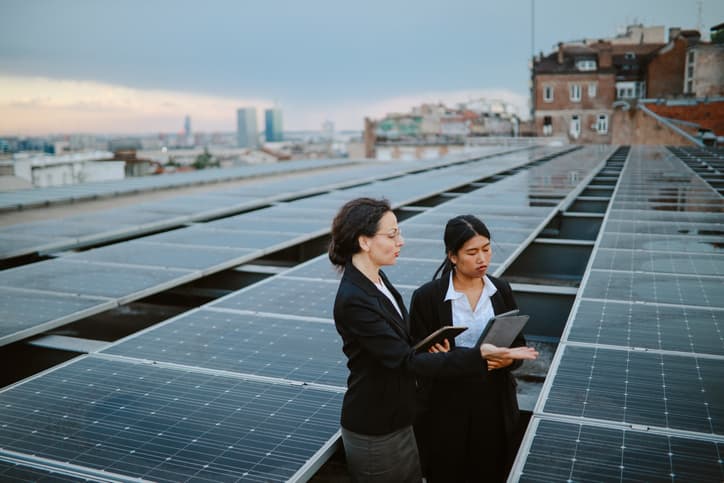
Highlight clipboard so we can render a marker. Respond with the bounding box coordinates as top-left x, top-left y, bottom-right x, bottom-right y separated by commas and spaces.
476, 312, 529, 348
412, 326, 468, 353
